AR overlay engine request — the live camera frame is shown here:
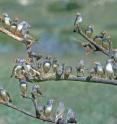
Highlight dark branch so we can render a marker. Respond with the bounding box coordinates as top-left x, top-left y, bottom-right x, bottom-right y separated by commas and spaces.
0, 102, 55, 123
76, 26, 112, 57
28, 74, 117, 86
